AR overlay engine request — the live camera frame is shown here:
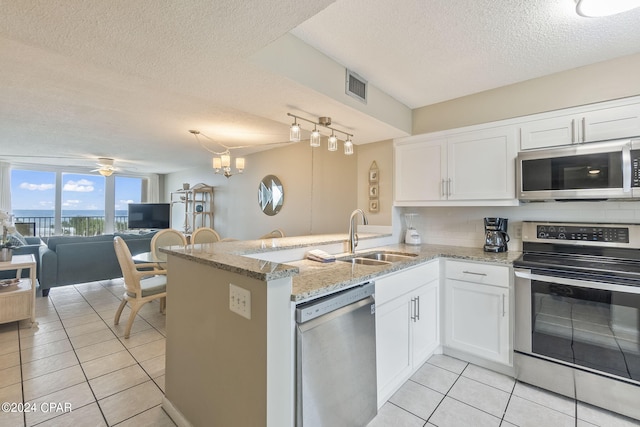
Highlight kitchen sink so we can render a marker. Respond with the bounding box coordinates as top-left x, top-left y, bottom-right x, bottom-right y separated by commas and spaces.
358, 252, 418, 262
341, 257, 391, 266
339, 251, 418, 266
